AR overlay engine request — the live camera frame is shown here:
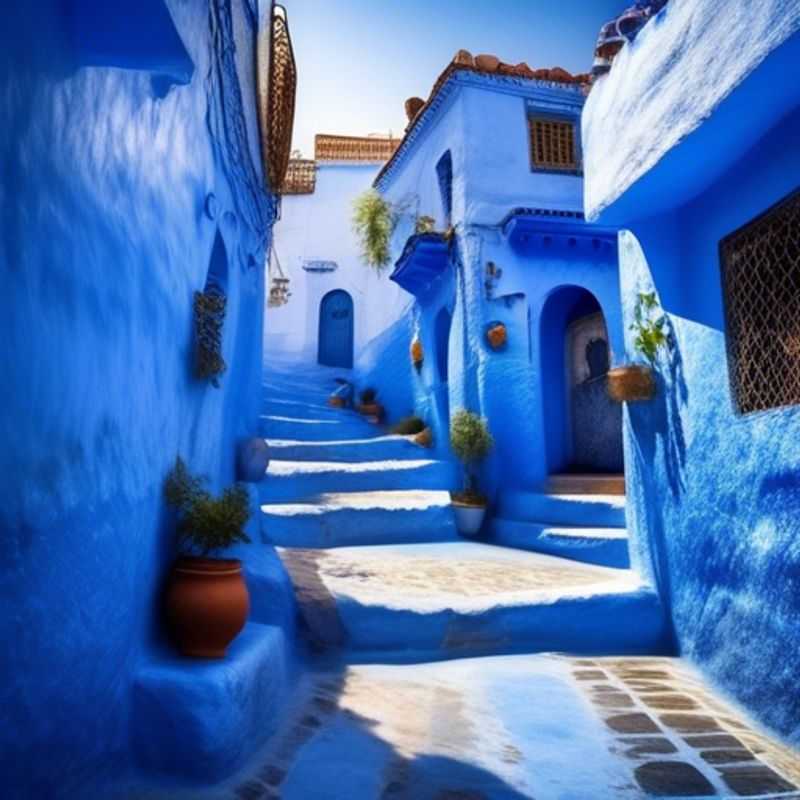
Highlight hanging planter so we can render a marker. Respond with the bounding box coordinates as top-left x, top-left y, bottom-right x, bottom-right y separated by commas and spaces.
411, 338, 424, 371
607, 364, 656, 402
194, 289, 227, 388
485, 321, 507, 351
609, 291, 666, 402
